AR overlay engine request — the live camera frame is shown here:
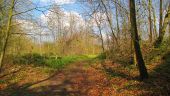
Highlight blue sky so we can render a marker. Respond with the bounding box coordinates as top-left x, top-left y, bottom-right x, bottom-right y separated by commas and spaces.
30, 0, 84, 18
19, 0, 86, 43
